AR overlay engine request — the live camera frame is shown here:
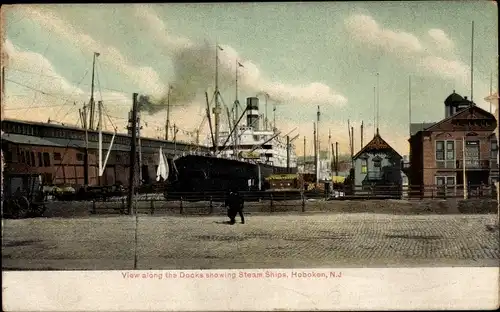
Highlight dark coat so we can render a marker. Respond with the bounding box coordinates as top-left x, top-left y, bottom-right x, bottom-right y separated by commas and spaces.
225, 191, 244, 210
